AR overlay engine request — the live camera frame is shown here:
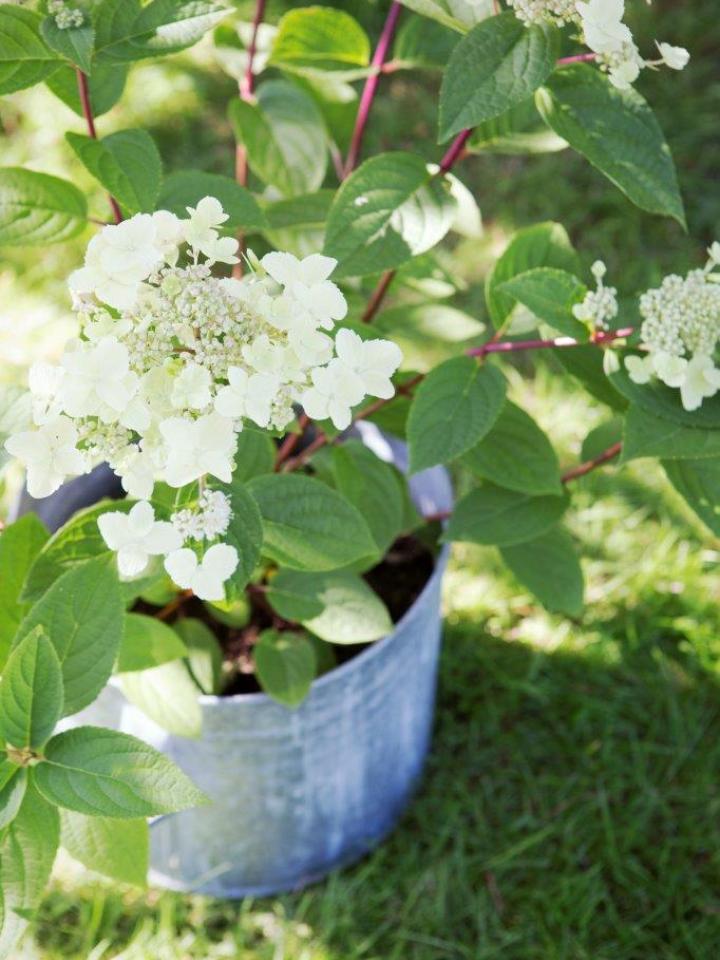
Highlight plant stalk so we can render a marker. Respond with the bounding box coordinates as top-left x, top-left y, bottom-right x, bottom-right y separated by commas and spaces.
75, 68, 123, 224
